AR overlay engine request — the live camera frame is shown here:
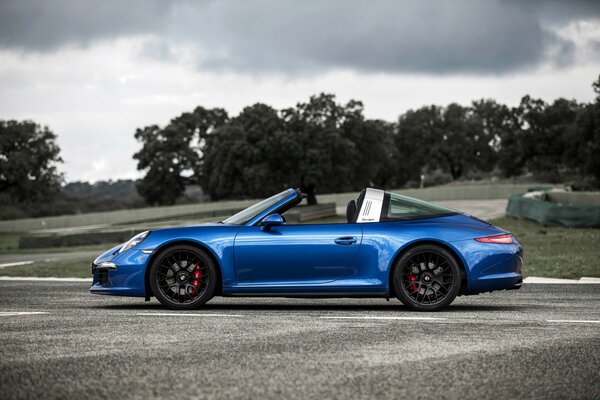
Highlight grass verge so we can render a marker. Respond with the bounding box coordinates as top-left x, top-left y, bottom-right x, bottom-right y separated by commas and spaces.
0, 232, 119, 255
491, 217, 600, 279
0, 257, 91, 278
